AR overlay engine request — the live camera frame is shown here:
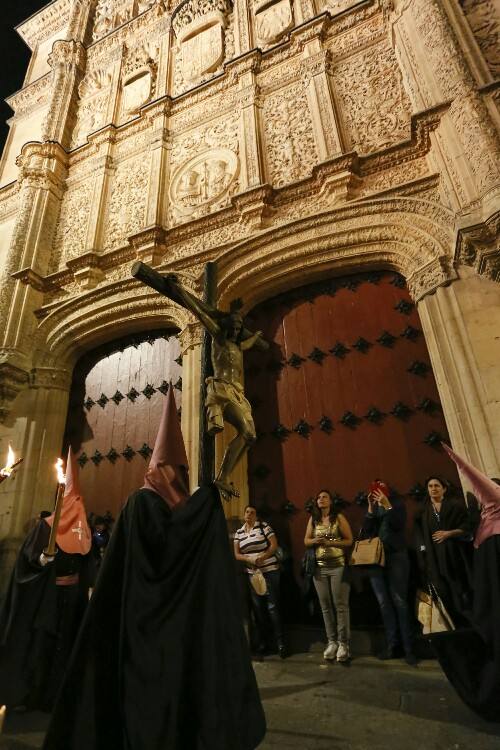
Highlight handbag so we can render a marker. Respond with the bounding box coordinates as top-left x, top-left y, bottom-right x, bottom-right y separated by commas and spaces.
349, 536, 385, 567
250, 569, 267, 596
301, 547, 317, 577
416, 585, 455, 634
